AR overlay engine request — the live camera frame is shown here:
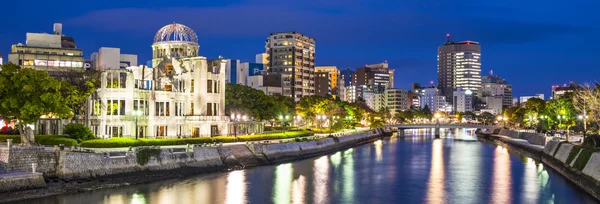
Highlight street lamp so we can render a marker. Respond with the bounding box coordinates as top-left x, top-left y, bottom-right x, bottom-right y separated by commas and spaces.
279, 114, 291, 133
578, 115, 589, 138
133, 110, 143, 139
528, 115, 535, 129
497, 116, 508, 128
316, 114, 326, 129
558, 115, 568, 141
